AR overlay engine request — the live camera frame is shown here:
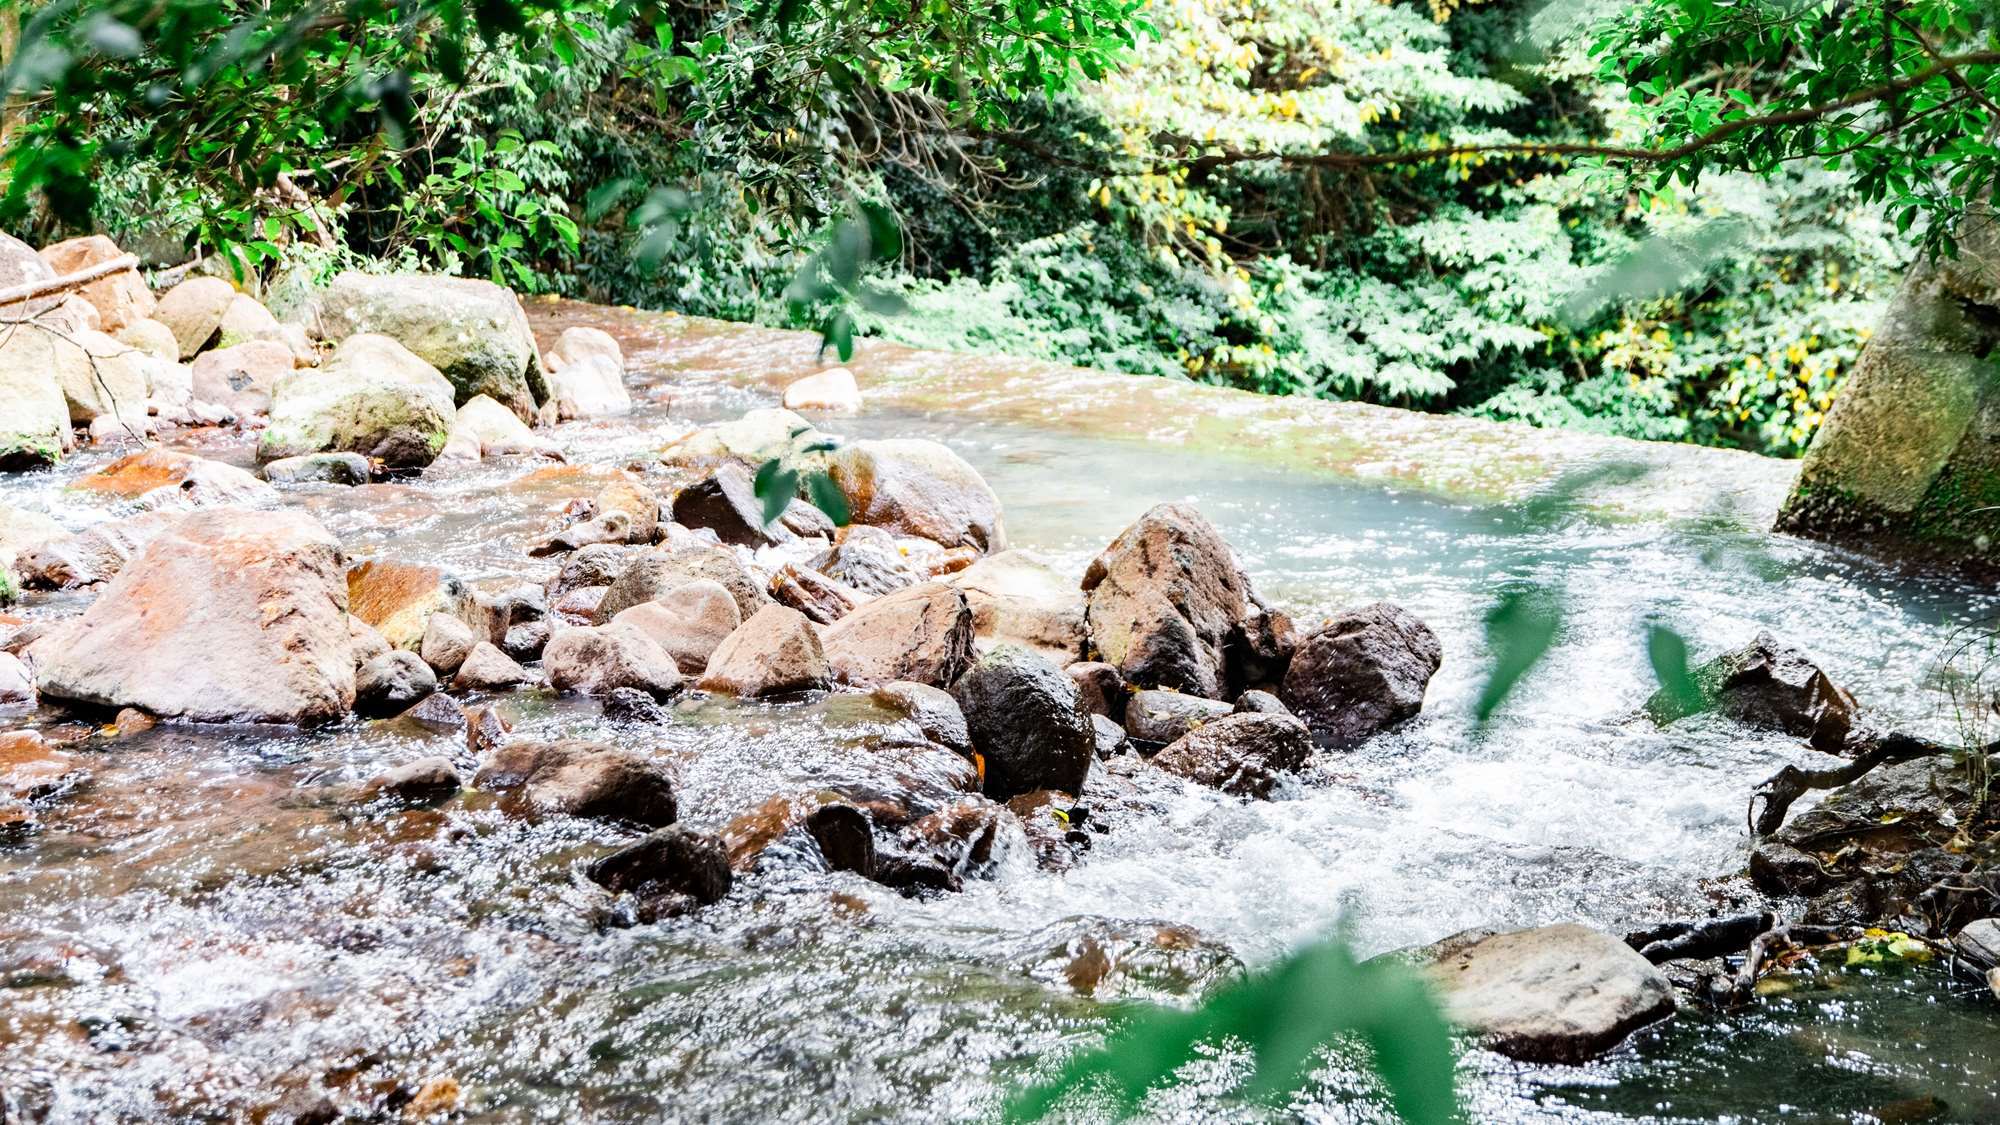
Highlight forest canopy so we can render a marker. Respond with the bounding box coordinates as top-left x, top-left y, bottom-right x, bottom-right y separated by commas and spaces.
1, 0, 1994, 457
